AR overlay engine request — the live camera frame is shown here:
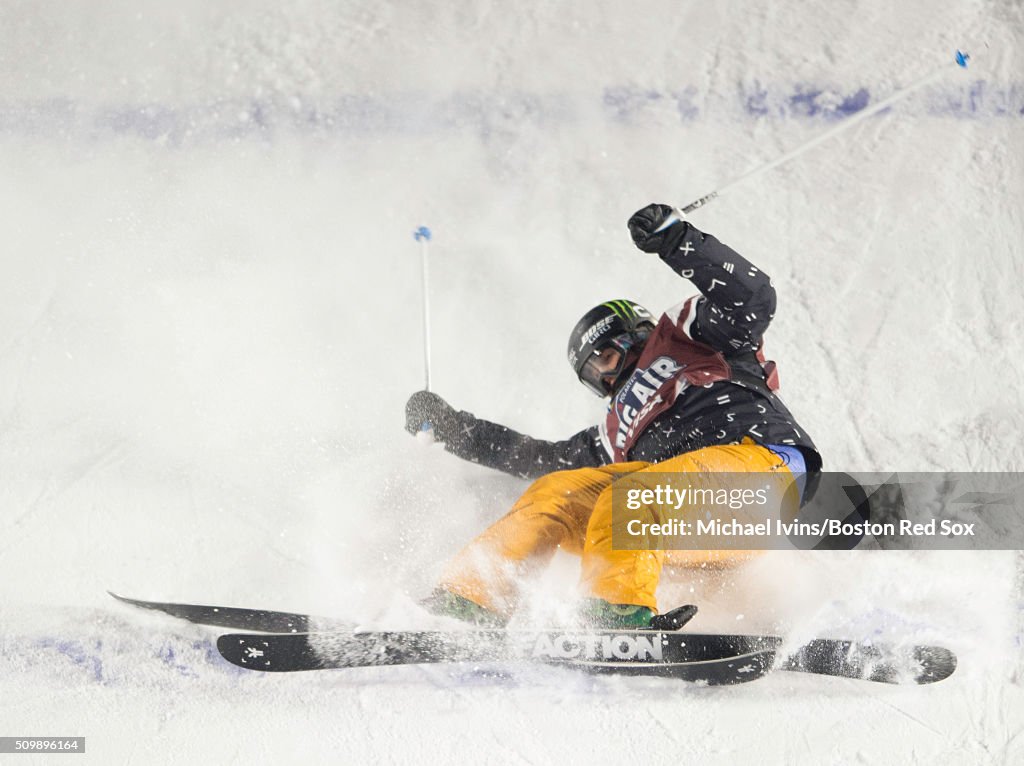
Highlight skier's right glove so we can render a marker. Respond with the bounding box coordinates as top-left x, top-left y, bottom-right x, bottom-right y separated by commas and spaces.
404, 390, 458, 441
627, 203, 687, 255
